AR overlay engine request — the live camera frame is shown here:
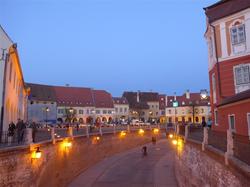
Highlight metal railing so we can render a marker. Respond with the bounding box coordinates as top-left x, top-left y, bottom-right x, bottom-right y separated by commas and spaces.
0, 131, 24, 147
188, 126, 203, 142
208, 130, 227, 152
233, 133, 250, 165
